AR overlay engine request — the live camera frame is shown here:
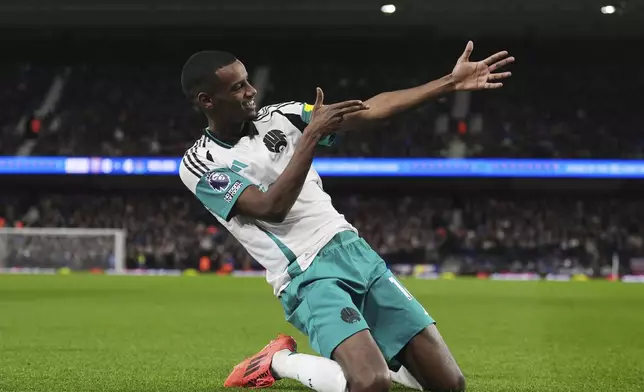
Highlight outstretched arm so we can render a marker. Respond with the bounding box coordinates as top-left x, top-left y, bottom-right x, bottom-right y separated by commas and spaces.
344, 74, 456, 127
338, 41, 515, 132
